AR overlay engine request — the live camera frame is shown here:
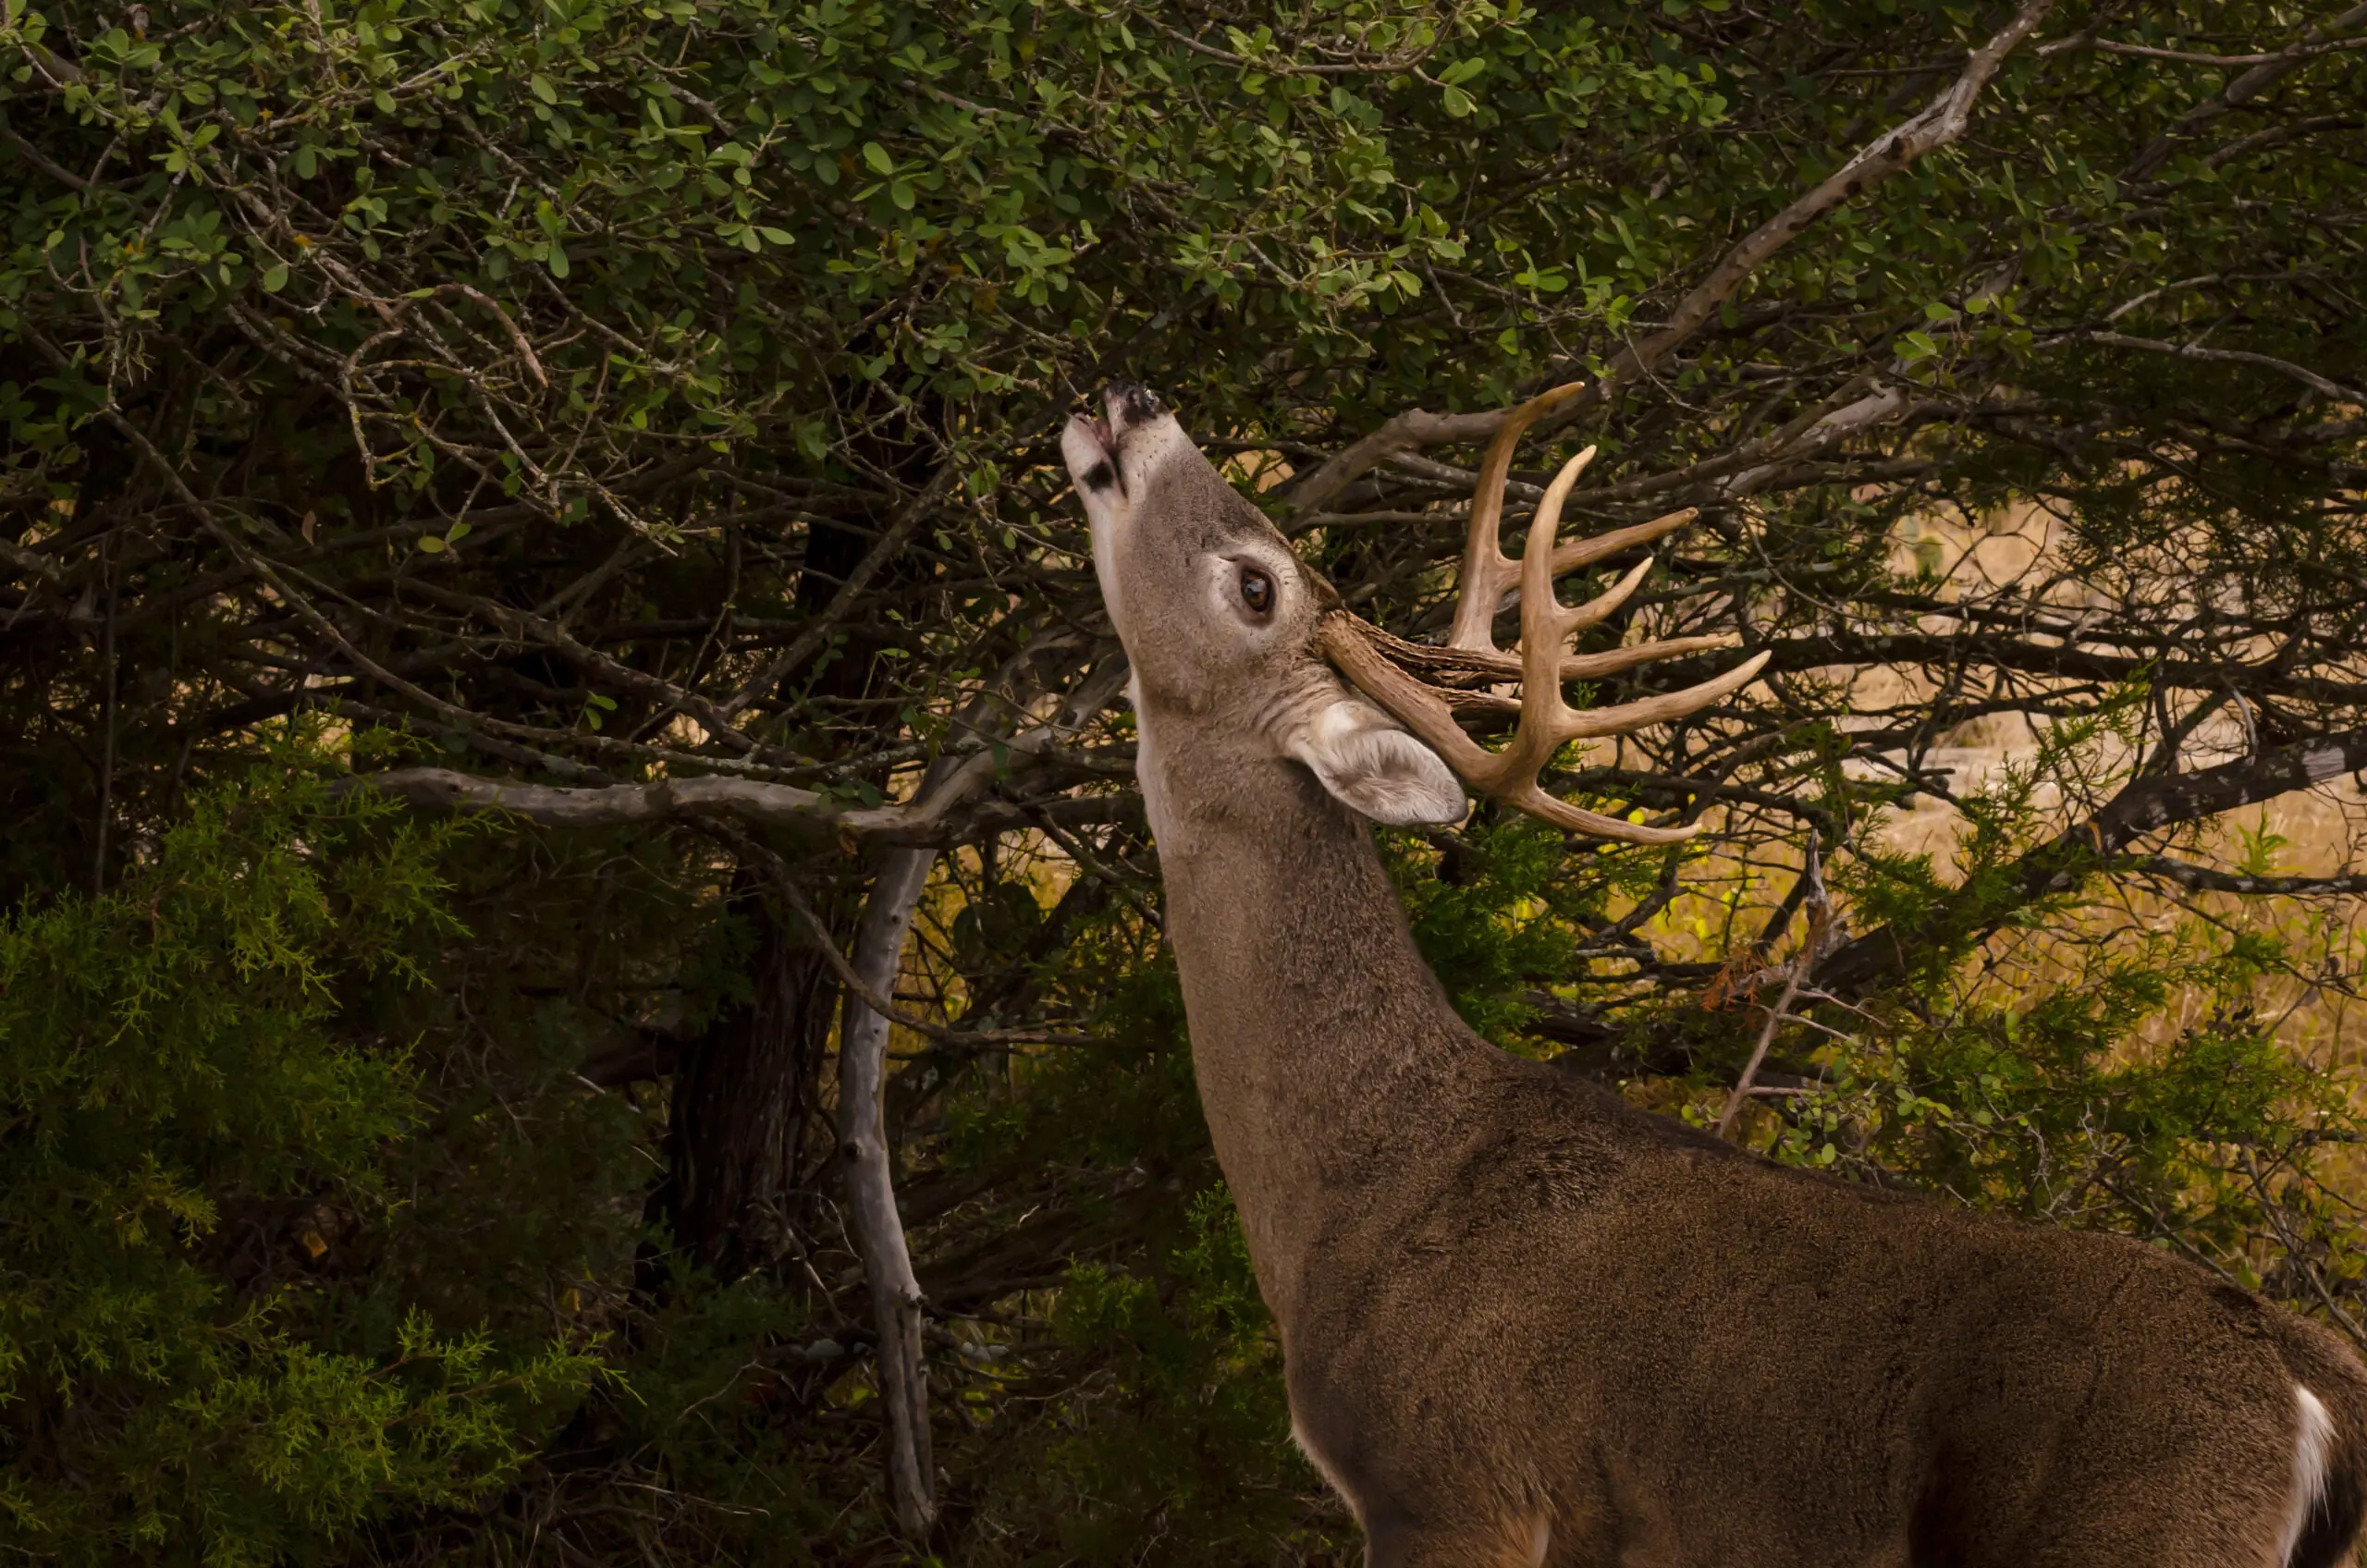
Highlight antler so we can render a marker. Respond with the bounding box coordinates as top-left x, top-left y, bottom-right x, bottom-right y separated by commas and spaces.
1318, 382, 1771, 844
